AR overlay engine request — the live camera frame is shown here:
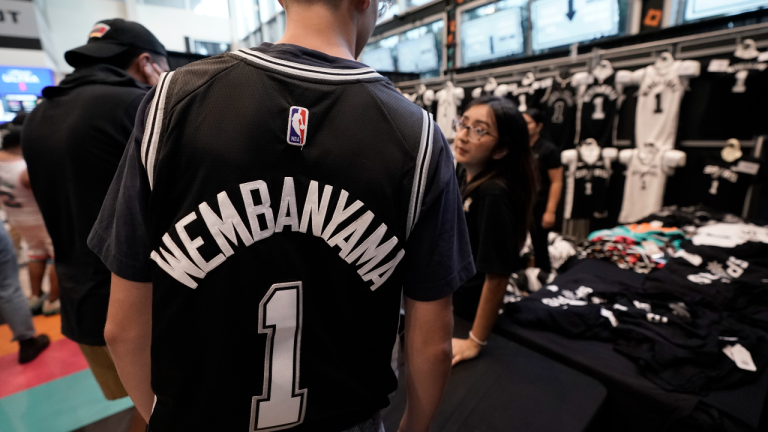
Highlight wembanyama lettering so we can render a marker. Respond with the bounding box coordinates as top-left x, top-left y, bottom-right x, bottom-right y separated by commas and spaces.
151, 178, 403, 290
